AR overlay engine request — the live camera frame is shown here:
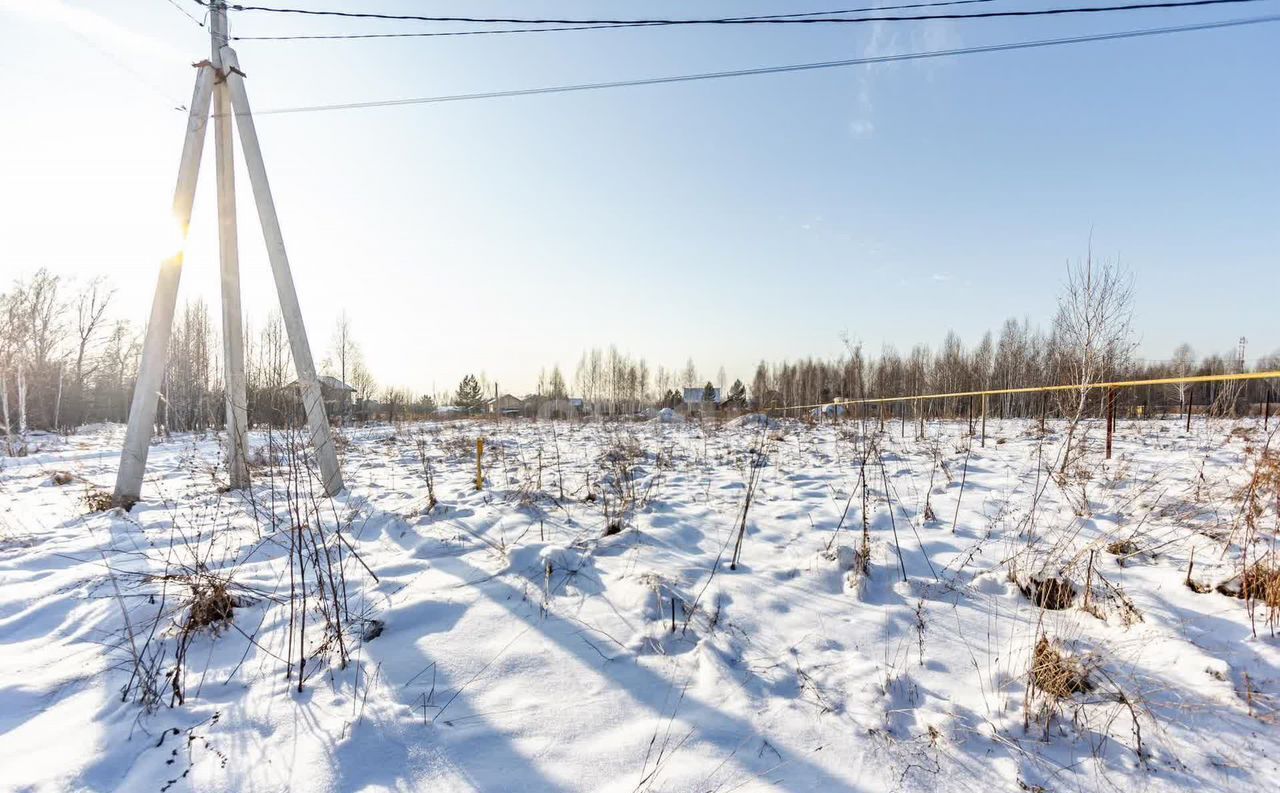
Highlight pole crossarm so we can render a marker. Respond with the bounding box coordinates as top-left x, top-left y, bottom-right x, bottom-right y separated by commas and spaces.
767, 370, 1280, 413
